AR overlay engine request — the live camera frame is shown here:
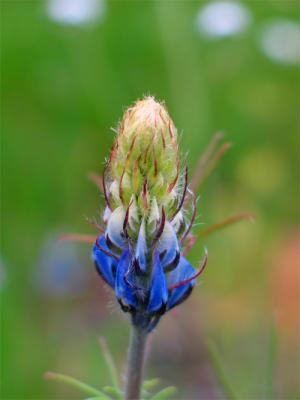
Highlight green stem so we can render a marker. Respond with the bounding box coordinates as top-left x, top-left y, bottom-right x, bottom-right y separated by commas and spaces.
125, 326, 148, 400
